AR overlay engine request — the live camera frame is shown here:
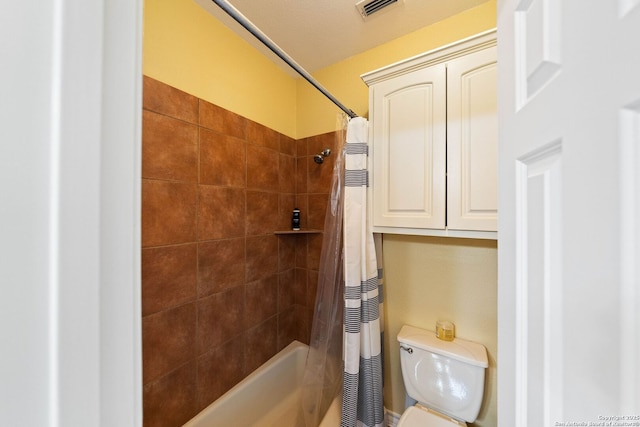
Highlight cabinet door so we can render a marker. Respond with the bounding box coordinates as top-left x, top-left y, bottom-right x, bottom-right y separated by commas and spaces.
371, 64, 447, 229
447, 46, 498, 231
